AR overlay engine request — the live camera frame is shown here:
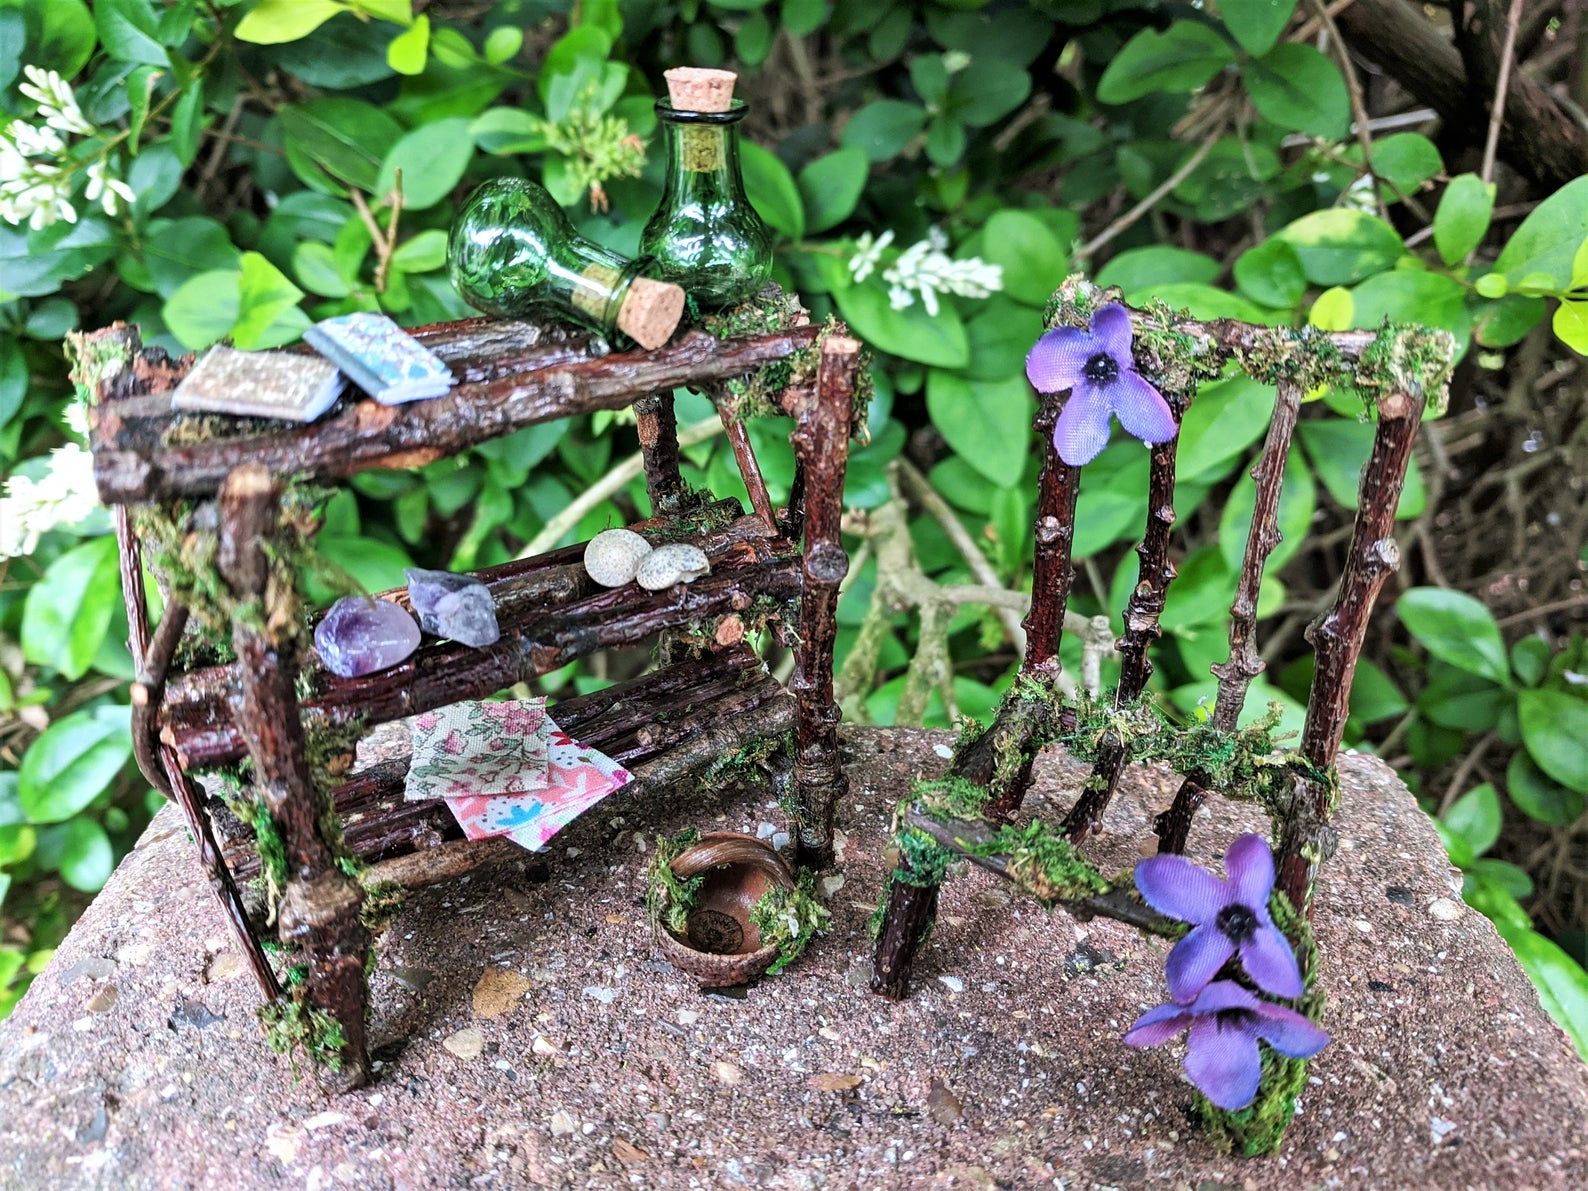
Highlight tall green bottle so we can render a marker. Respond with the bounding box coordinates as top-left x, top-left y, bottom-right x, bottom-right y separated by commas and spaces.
449, 177, 684, 350
639, 68, 773, 309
